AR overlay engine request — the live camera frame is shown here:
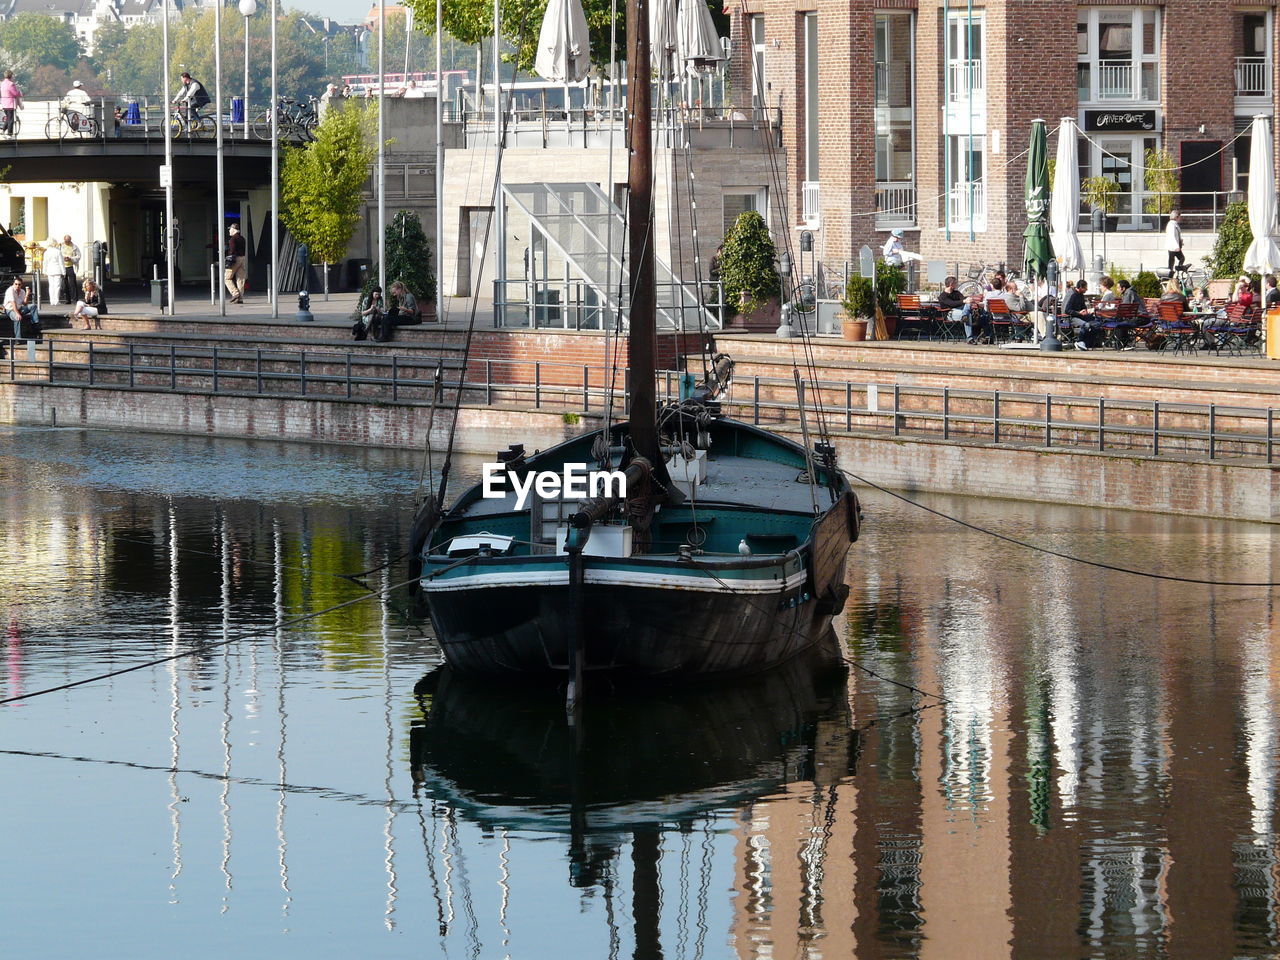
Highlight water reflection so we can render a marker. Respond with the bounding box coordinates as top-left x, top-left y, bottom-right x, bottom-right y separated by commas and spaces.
2, 428, 1280, 957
